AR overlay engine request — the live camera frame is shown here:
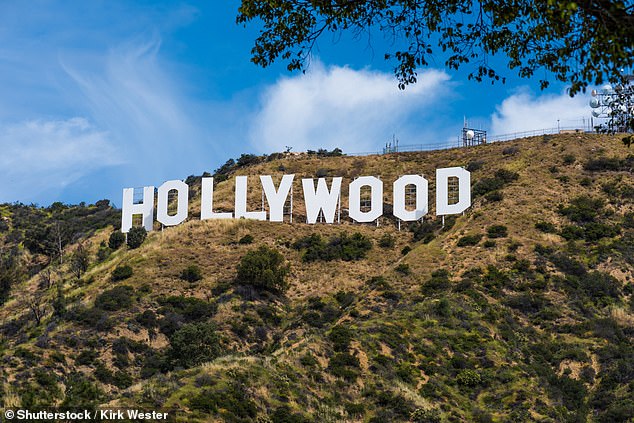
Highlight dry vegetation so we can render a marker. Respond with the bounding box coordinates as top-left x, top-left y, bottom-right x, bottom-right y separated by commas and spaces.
1, 133, 633, 422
